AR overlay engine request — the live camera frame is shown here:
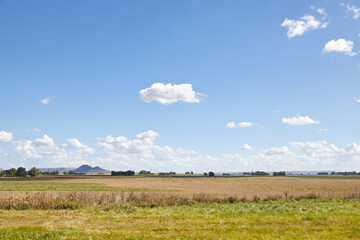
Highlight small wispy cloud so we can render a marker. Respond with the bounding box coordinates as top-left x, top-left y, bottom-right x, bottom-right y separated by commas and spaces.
239, 144, 252, 151
40, 97, 52, 105
319, 128, 328, 133
226, 122, 255, 128
346, 4, 360, 19
354, 96, 360, 103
